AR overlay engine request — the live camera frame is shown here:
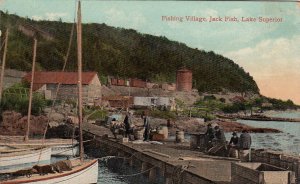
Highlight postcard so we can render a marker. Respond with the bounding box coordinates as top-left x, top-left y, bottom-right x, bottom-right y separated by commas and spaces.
0, 1, 299, 184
